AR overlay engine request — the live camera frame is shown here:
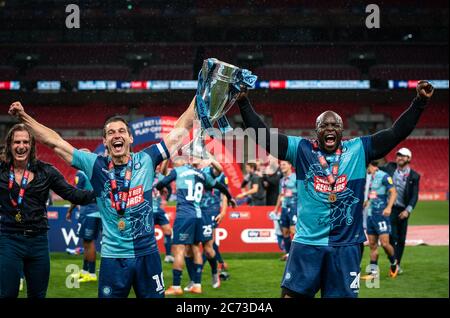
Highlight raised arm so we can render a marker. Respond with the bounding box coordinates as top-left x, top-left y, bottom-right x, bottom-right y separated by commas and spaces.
237, 95, 289, 160
9, 102, 75, 165
163, 97, 196, 155
369, 80, 434, 160
209, 157, 223, 176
